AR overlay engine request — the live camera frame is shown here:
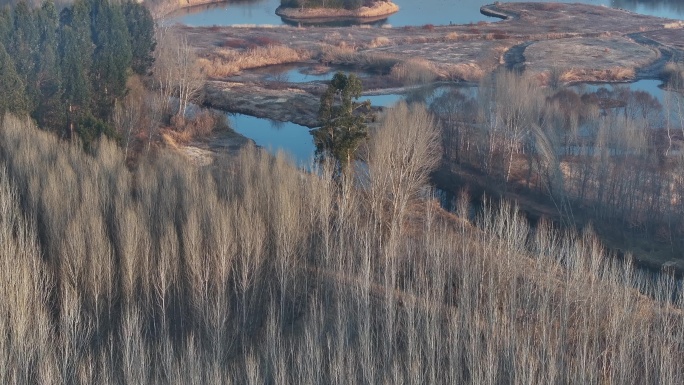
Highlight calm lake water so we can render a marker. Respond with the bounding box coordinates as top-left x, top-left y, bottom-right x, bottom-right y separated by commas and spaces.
166, 0, 684, 27
228, 113, 316, 166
